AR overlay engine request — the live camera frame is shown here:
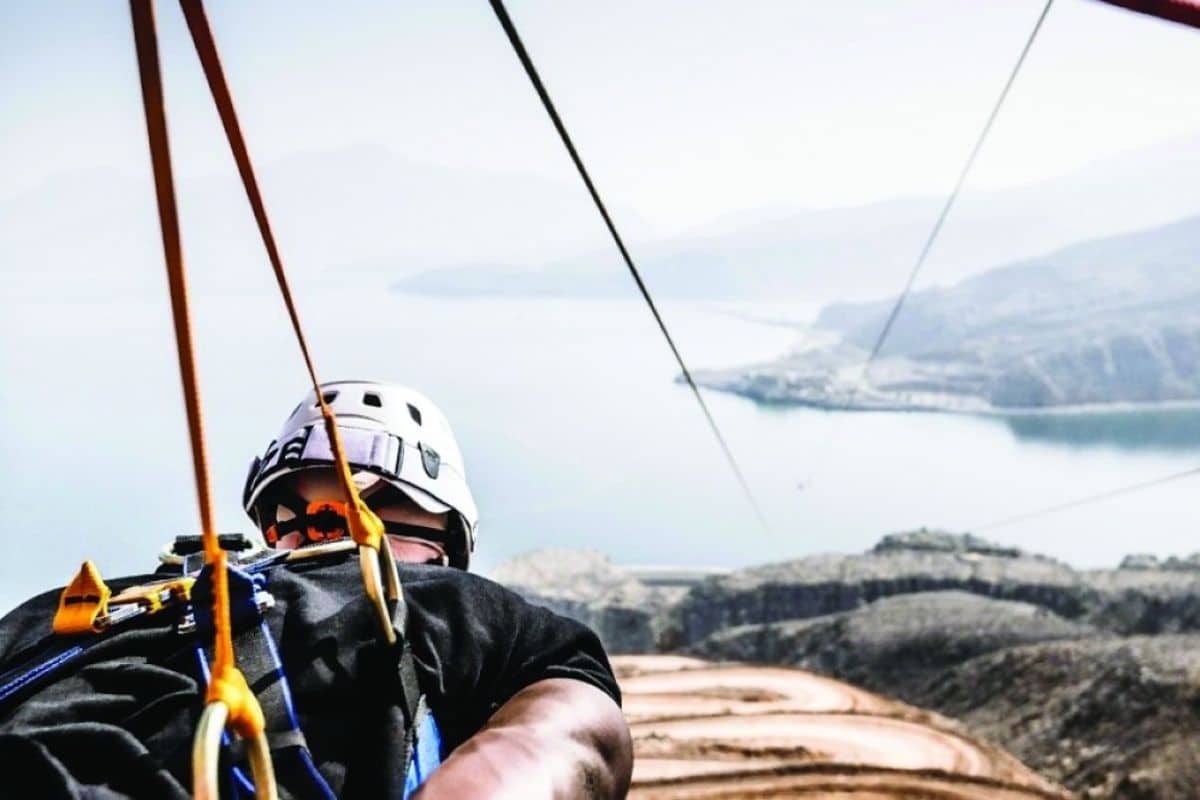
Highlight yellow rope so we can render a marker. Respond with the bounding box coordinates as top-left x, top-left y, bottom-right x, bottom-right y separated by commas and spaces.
129, 0, 266, 750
